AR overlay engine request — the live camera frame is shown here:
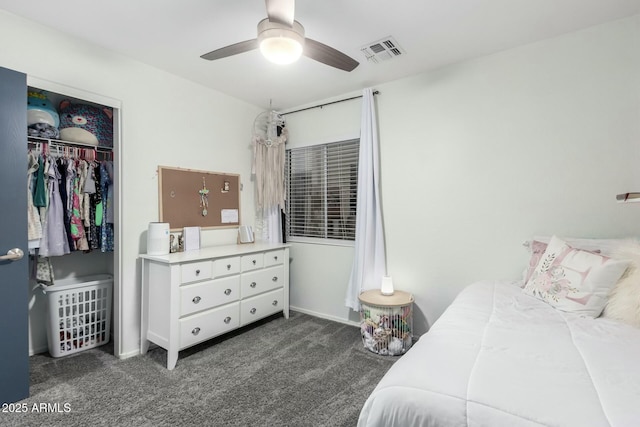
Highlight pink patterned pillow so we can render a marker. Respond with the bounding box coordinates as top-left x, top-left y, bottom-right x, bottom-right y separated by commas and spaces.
523, 240, 548, 285
523, 236, 629, 317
